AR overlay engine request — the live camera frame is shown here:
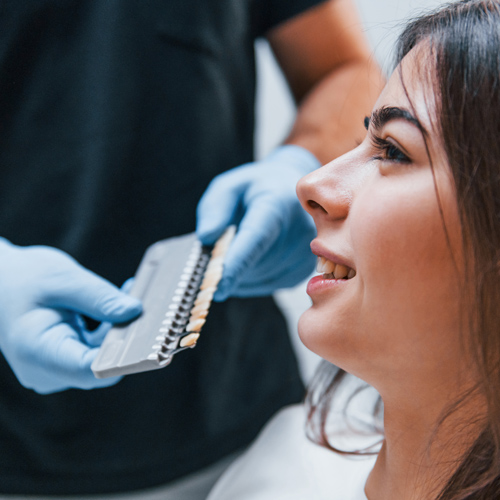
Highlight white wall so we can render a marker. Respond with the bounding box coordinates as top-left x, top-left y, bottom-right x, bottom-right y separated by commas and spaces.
254, 0, 448, 383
